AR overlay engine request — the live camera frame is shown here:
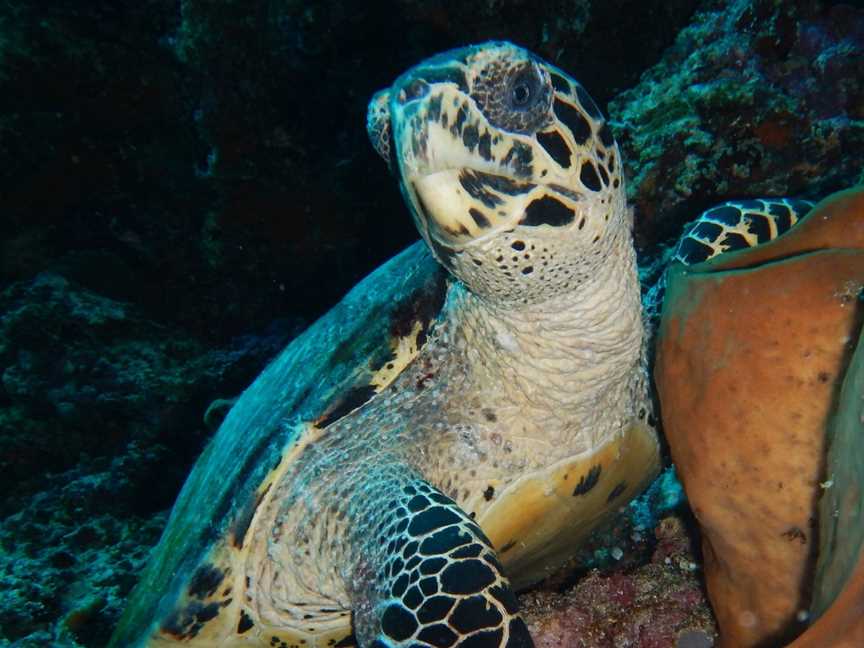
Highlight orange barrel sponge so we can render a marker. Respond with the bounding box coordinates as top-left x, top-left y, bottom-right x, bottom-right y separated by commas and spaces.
654, 187, 864, 647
